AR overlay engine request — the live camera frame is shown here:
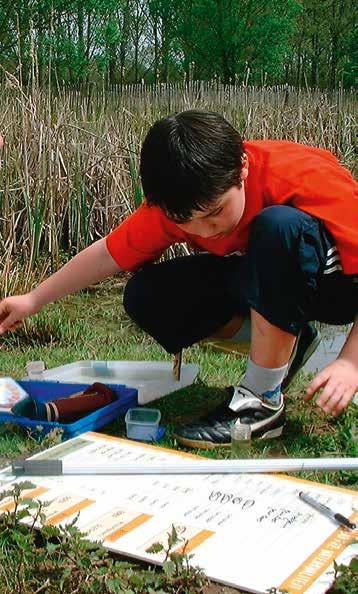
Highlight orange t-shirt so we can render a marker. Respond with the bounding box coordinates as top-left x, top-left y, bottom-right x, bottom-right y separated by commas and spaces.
106, 140, 358, 275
